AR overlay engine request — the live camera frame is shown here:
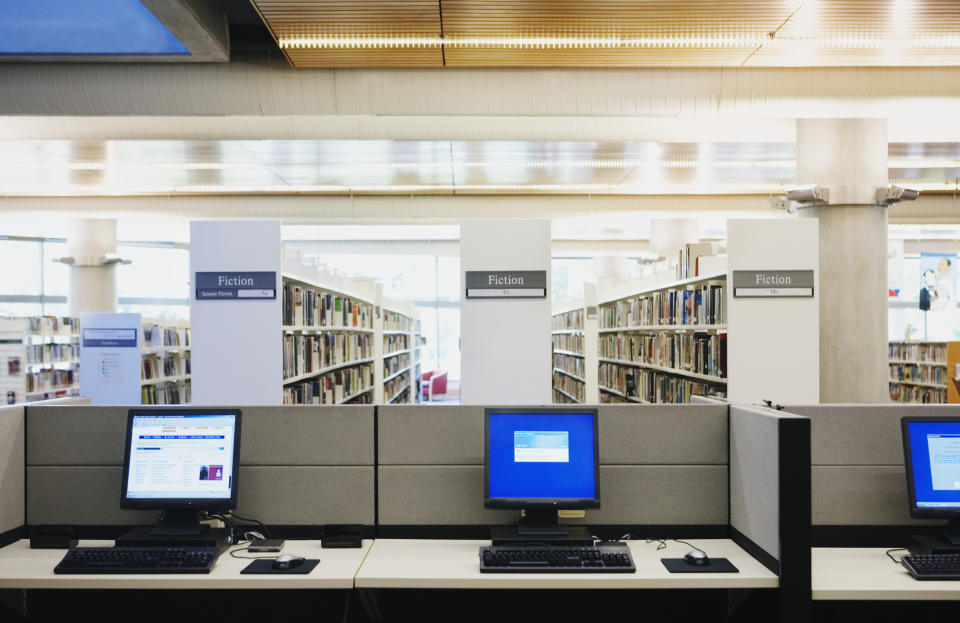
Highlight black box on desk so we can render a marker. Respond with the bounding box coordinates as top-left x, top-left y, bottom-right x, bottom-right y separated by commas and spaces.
907, 534, 960, 555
